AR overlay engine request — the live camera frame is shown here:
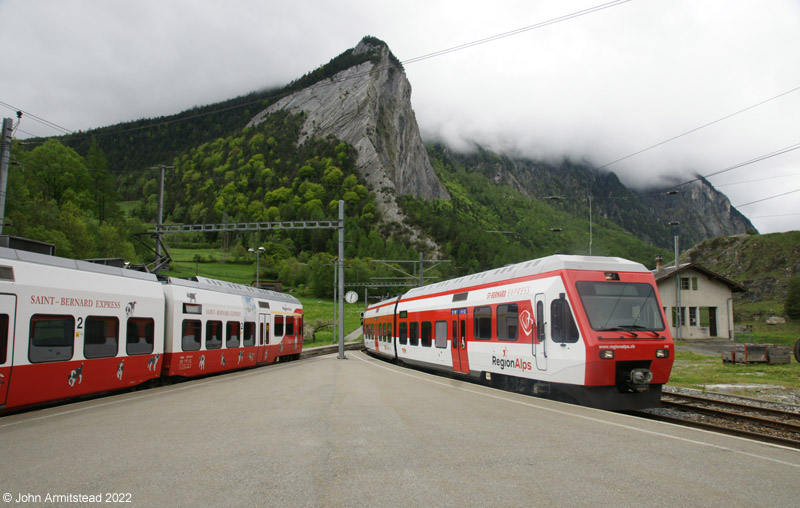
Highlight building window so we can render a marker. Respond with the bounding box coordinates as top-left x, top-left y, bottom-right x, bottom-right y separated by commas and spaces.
689, 307, 698, 327
671, 307, 686, 327
680, 277, 698, 290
